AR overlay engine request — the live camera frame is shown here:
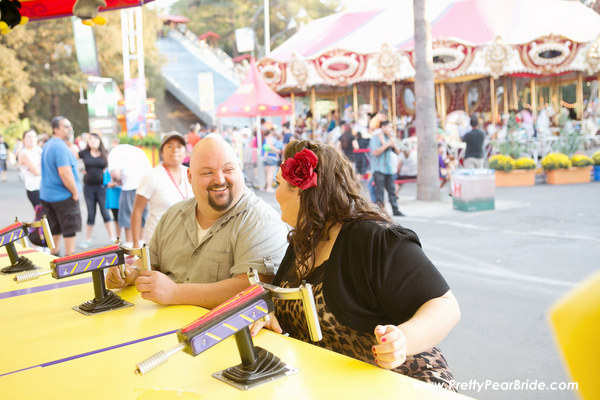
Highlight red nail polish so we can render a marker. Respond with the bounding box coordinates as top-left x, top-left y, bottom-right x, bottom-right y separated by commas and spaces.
381, 338, 387, 343
372, 346, 376, 352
